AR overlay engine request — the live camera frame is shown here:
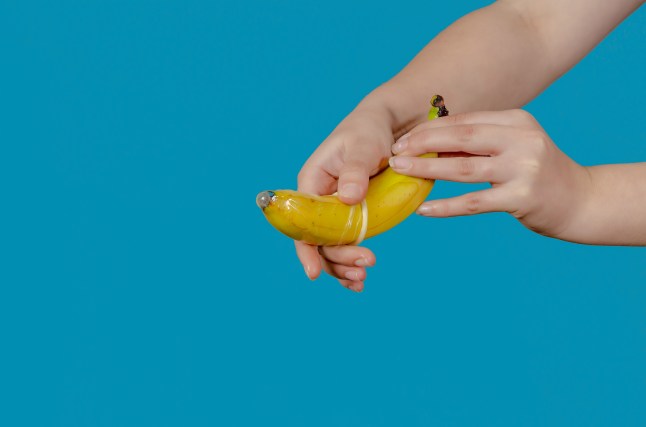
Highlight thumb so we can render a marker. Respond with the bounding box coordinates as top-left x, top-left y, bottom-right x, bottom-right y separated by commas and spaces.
337, 157, 372, 205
